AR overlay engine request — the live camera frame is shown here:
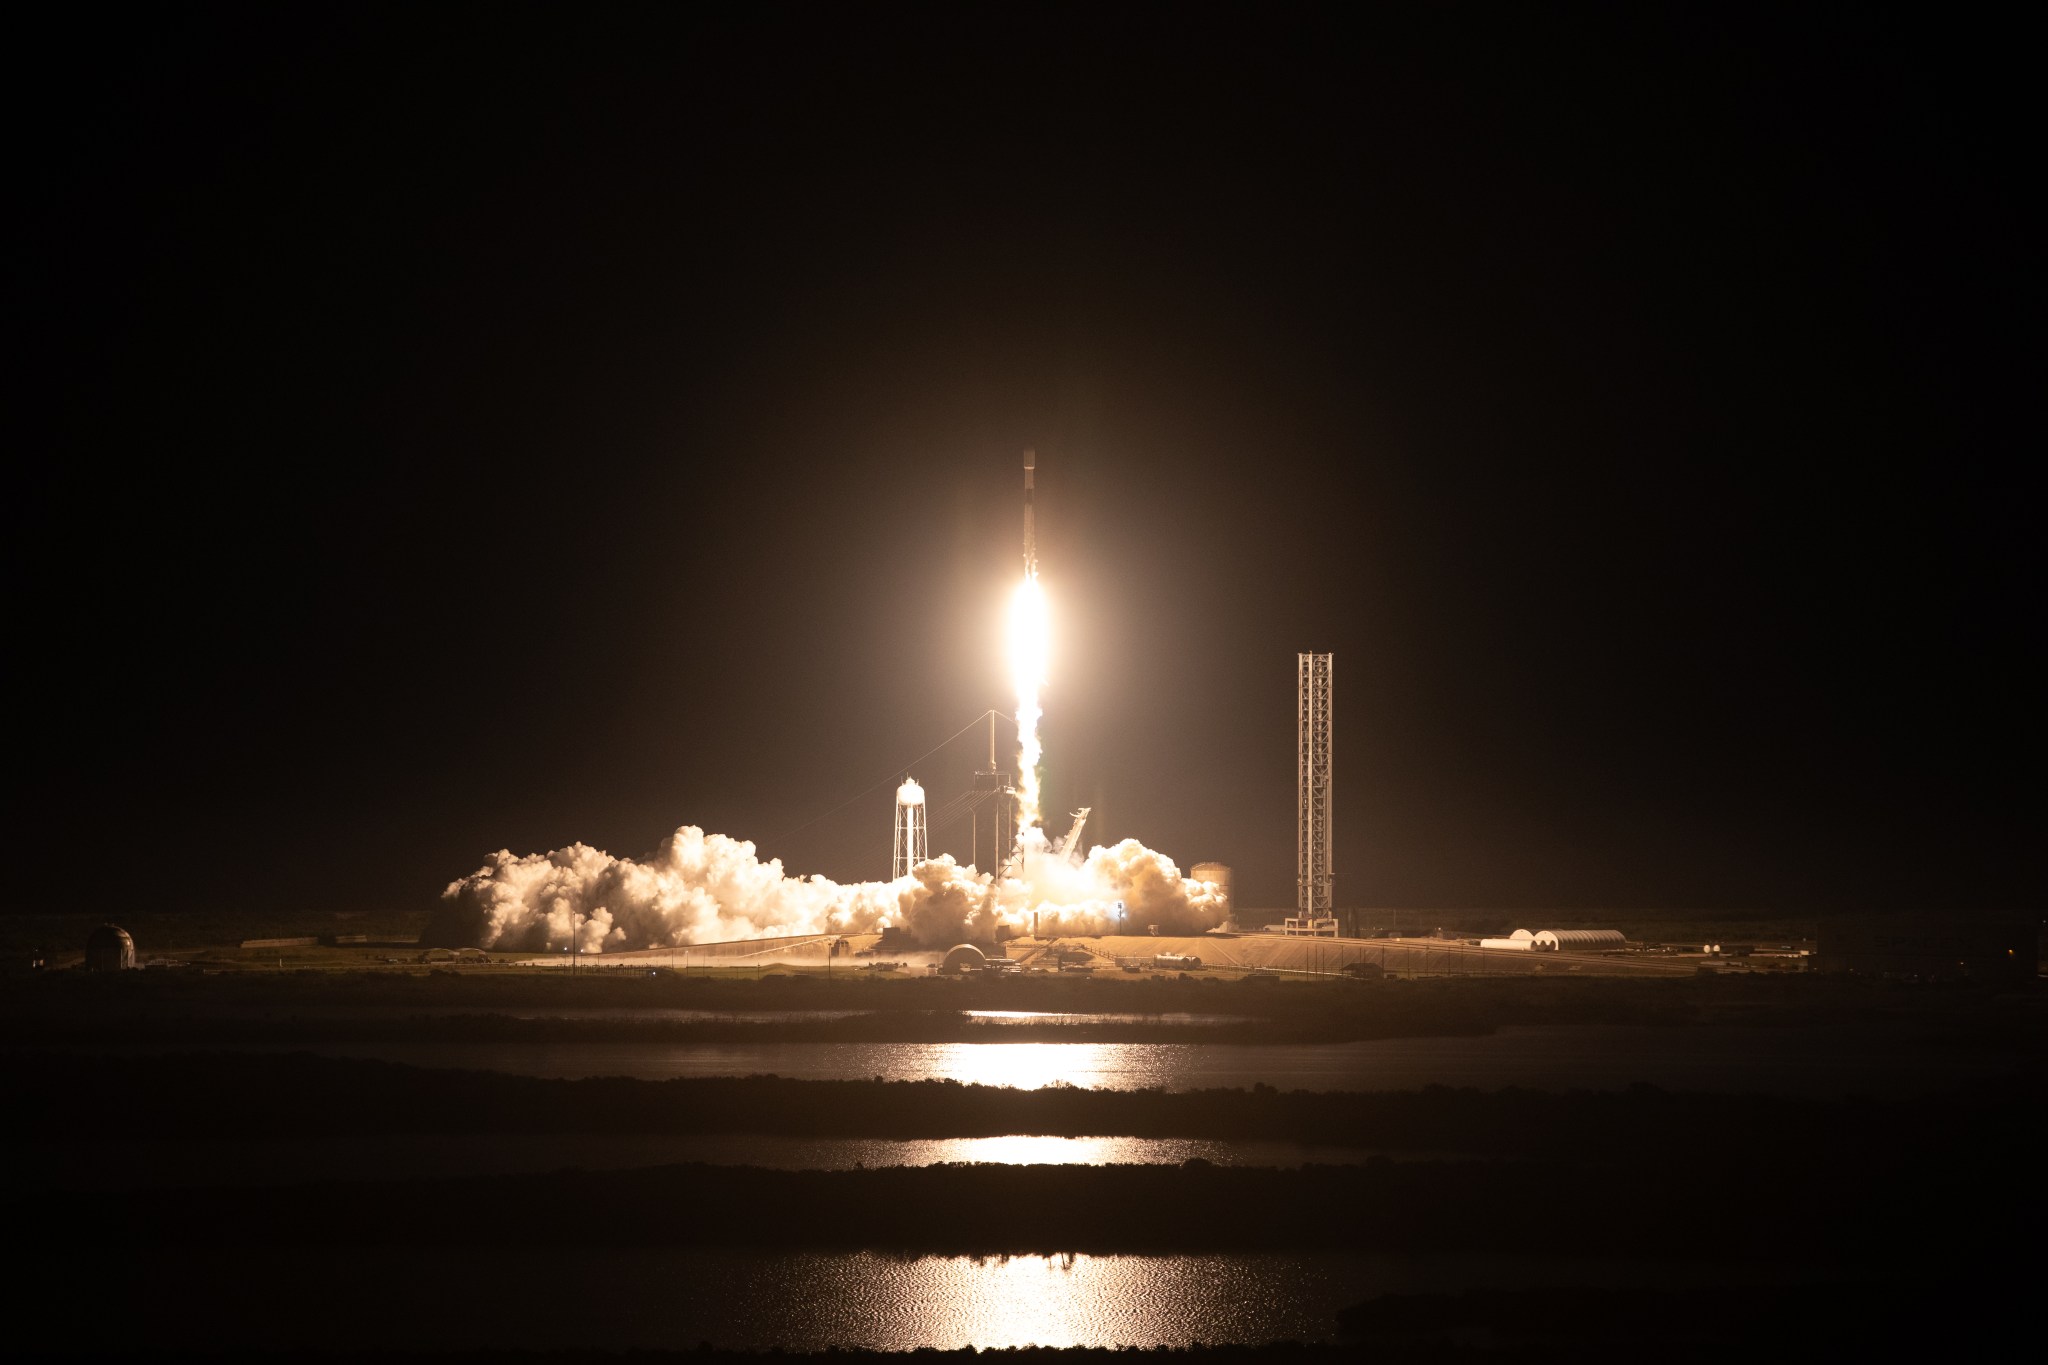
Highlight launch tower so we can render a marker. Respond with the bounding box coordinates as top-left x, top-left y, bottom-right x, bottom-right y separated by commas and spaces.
969, 714, 1018, 874
1296, 652, 1335, 931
